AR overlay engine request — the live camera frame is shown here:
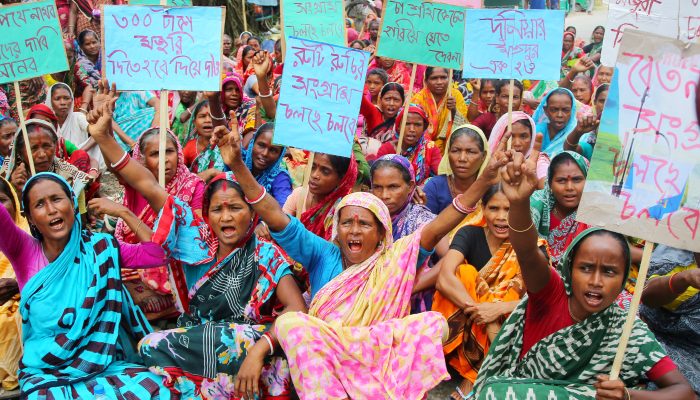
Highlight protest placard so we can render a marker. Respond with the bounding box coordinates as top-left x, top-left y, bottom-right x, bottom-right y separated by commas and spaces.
274, 37, 368, 158
483, 0, 519, 7
600, 0, 680, 66
102, 5, 224, 91
281, 0, 345, 47
578, 30, 700, 253
129, 0, 193, 5
436, 0, 482, 7
0, 0, 68, 84
679, 1, 700, 42
375, 0, 466, 70
461, 9, 564, 81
